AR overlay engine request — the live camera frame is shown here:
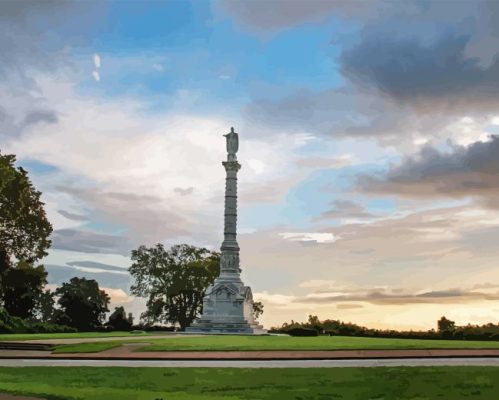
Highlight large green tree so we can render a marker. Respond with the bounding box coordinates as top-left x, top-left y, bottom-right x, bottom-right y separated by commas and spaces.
0, 151, 53, 319
129, 244, 219, 330
55, 277, 110, 331
0, 152, 53, 265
